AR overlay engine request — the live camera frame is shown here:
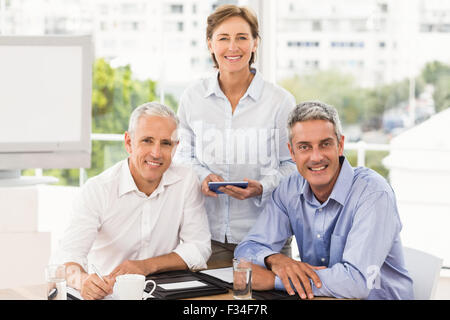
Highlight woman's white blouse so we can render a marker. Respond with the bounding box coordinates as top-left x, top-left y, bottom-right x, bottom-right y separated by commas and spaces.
174, 70, 296, 243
